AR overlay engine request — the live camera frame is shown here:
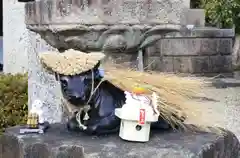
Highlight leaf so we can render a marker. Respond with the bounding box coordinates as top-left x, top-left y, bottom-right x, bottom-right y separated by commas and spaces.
0, 73, 28, 134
